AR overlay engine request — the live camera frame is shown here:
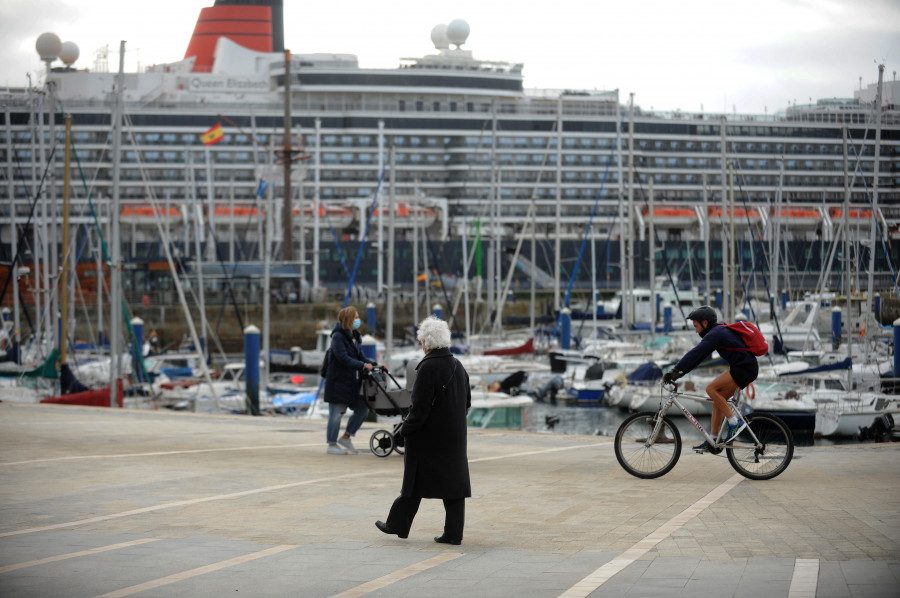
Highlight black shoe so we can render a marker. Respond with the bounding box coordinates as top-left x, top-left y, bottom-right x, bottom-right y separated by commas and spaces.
375, 520, 408, 539
434, 535, 461, 545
